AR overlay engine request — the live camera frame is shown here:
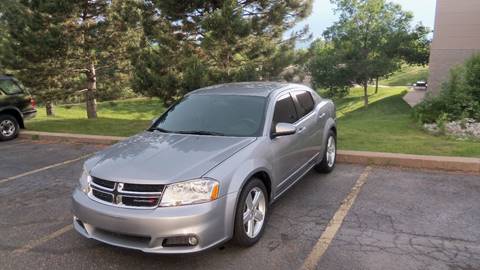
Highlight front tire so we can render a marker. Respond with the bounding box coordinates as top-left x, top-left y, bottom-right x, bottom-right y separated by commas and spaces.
315, 130, 337, 173
0, 115, 20, 141
232, 178, 268, 246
